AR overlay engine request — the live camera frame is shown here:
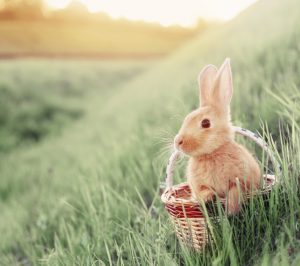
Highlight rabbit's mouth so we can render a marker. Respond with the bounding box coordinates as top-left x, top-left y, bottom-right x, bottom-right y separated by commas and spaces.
174, 135, 200, 156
